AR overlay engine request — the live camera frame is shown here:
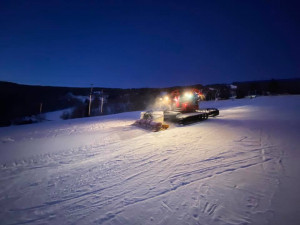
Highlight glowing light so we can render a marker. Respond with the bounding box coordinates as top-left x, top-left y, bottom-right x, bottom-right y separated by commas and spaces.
184, 92, 193, 99
164, 96, 169, 101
